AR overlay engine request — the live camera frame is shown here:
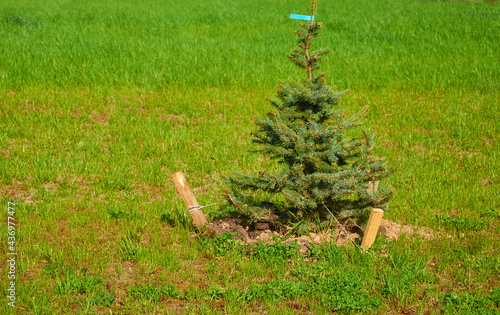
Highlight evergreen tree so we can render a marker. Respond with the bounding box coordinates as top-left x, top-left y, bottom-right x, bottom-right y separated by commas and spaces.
226, 0, 396, 232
